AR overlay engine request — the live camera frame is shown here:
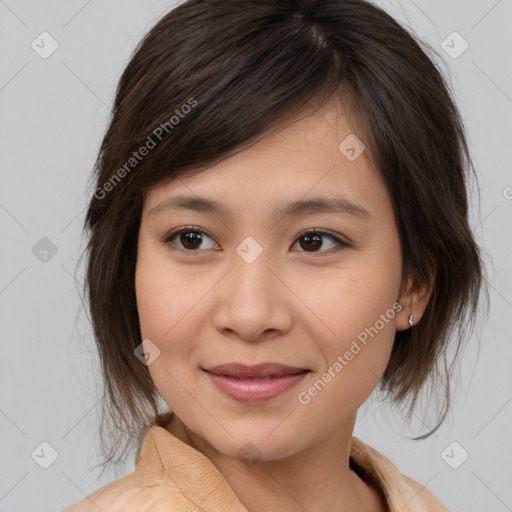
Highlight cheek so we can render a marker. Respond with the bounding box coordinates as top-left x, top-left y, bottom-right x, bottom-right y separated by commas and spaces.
135, 261, 170, 341
296, 293, 399, 421
135, 256, 201, 411
135, 253, 188, 390
134, 248, 214, 396
295, 251, 401, 400
295, 251, 401, 344
135, 246, 206, 342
